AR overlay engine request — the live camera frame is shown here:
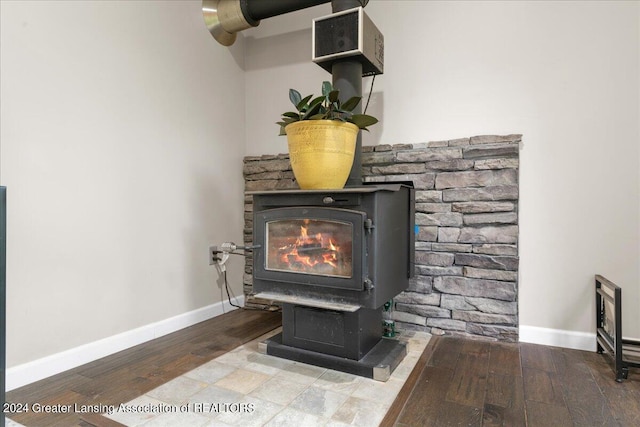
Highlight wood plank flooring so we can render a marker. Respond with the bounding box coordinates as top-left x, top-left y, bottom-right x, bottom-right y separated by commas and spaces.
384, 336, 640, 427
5, 308, 281, 427
6, 311, 640, 427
